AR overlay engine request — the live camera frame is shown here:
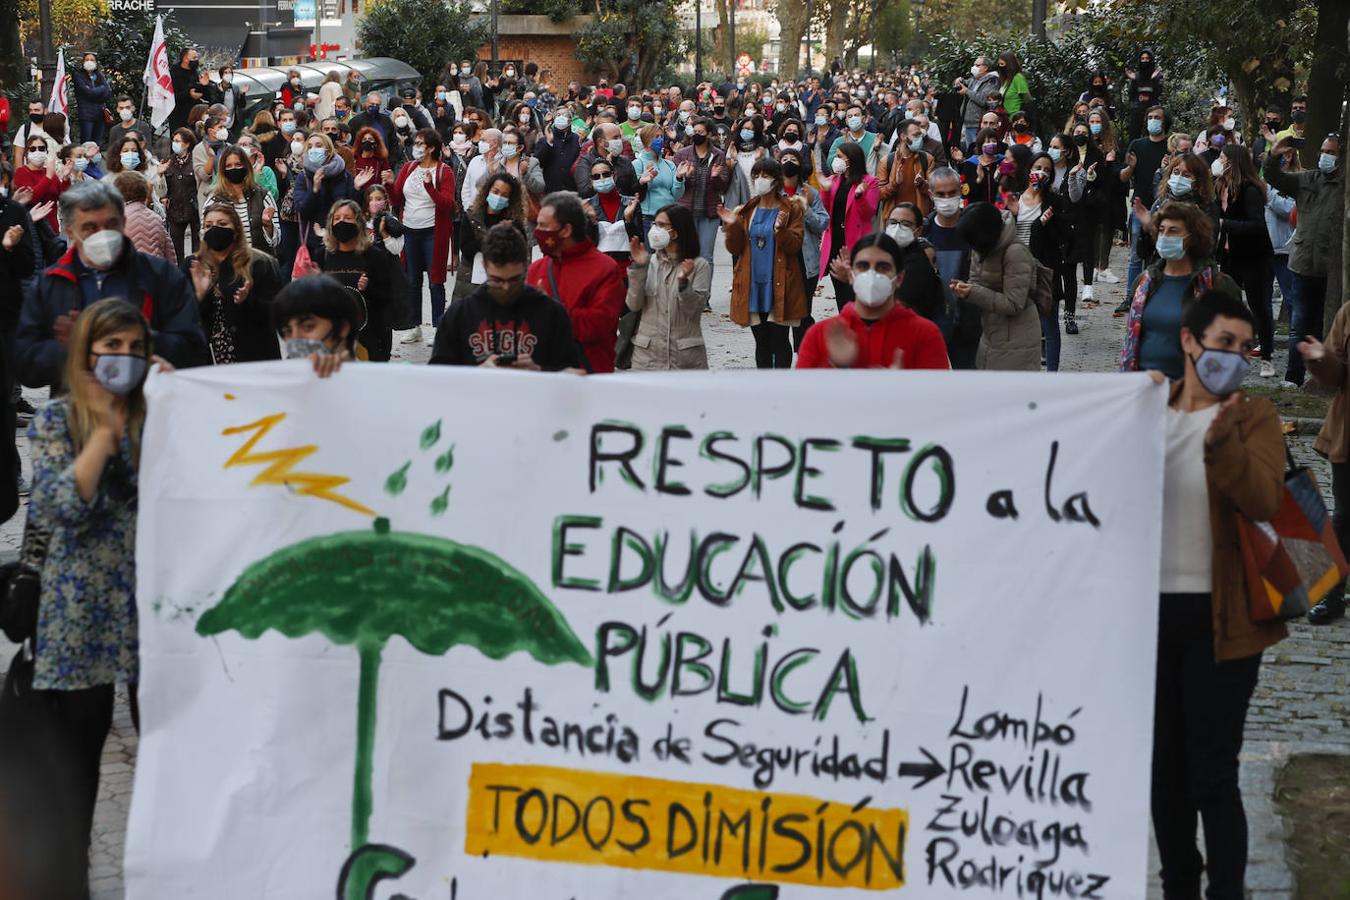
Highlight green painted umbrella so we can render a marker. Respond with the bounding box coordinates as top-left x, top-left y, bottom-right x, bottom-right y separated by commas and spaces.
196, 517, 592, 897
